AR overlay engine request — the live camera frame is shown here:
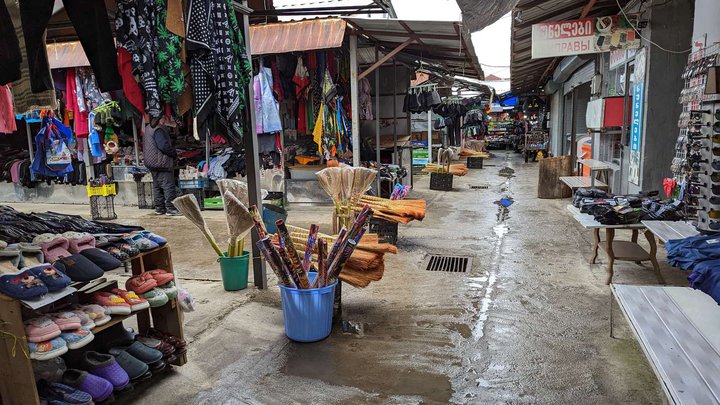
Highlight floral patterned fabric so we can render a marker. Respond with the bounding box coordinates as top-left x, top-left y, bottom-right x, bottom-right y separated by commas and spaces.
154, 0, 184, 105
